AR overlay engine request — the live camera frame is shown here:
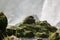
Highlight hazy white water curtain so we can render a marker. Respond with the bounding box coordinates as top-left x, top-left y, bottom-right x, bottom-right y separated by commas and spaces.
0, 0, 60, 27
